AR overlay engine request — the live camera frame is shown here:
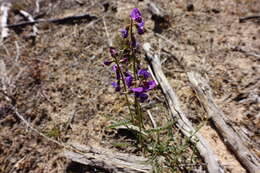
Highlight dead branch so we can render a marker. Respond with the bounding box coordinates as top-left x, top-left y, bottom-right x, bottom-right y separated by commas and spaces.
0, 2, 11, 40
64, 142, 152, 173
187, 71, 260, 173
239, 15, 260, 23
232, 46, 260, 59
19, 10, 38, 37
7, 13, 98, 28
143, 43, 224, 173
